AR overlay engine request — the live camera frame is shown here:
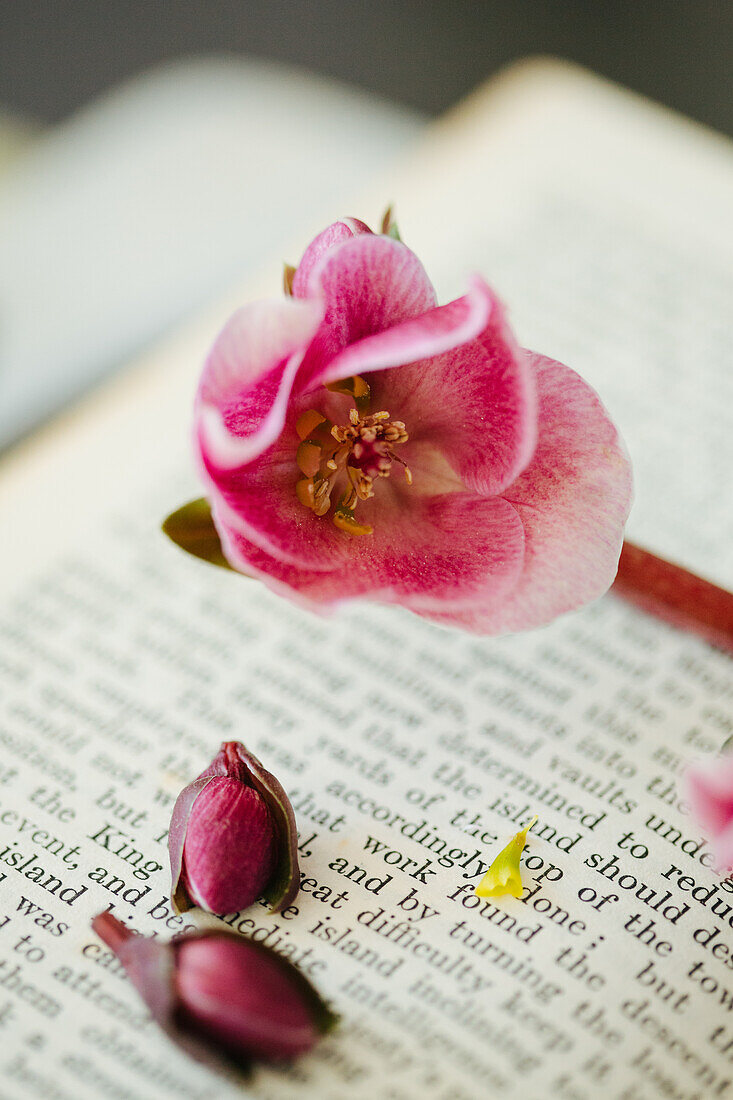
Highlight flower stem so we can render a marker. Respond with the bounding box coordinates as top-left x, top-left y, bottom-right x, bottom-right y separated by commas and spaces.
614, 540, 733, 654
92, 911, 133, 953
